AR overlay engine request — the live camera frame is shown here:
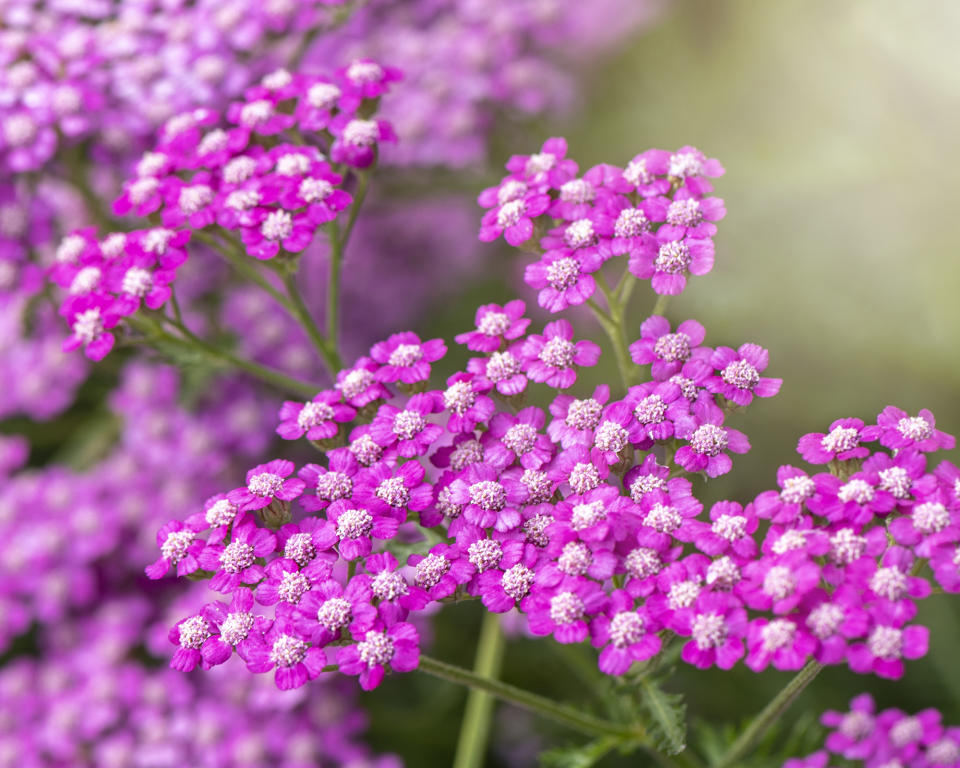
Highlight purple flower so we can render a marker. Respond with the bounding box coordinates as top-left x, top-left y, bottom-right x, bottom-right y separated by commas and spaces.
524, 248, 602, 313
245, 615, 327, 690
807, 471, 897, 527
336, 621, 420, 690
466, 345, 529, 397
330, 116, 396, 168
255, 557, 333, 607
408, 543, 473, 601
527, 576, 609, 644
522, 319, 601, 389
753, 465, 819, 524
628, 233, 715, 295
803, 587, 870, 665
705, 343, 782, 407
327, 499, 401, 560
276, 389, 357, 441
227, 459, 306, 511
742, 550, 821, 614
797, 418, 881, 465
656, 190, 726, 241
847, 606, 929, 679
549, 445, 610, 496
293, 576, 378, 647
145, 518, 207, 579
61, 294, 120, 361
200, 590, 265, 667
455, 300, 530, 352
169, 614, 217, 672
353, 460, 433, 518
548, 385, 610, 448
198, 516, 277, 593
482, 407, 554, 470
674, 398, 750, 478
821, 693, 877, 759
442, 373, 496, 434
298, 448, 360, 512
590, 401, 646, 463
625, 380, 689, 444
449, 463, 528, 532
694, 501, 758, 560
876, 406, 955, 453
590, 590, 662, 675
504, 137, 578, 188
277, 518, 339, 569
336, 356, 391, 407
675, 592, 747, 670
241, 208, 317, 260
370, 332, 447, 384
745, 617, 815, 672
479, 192, 551, 247
629, 315, 710, 380
369, 392, 444, 458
